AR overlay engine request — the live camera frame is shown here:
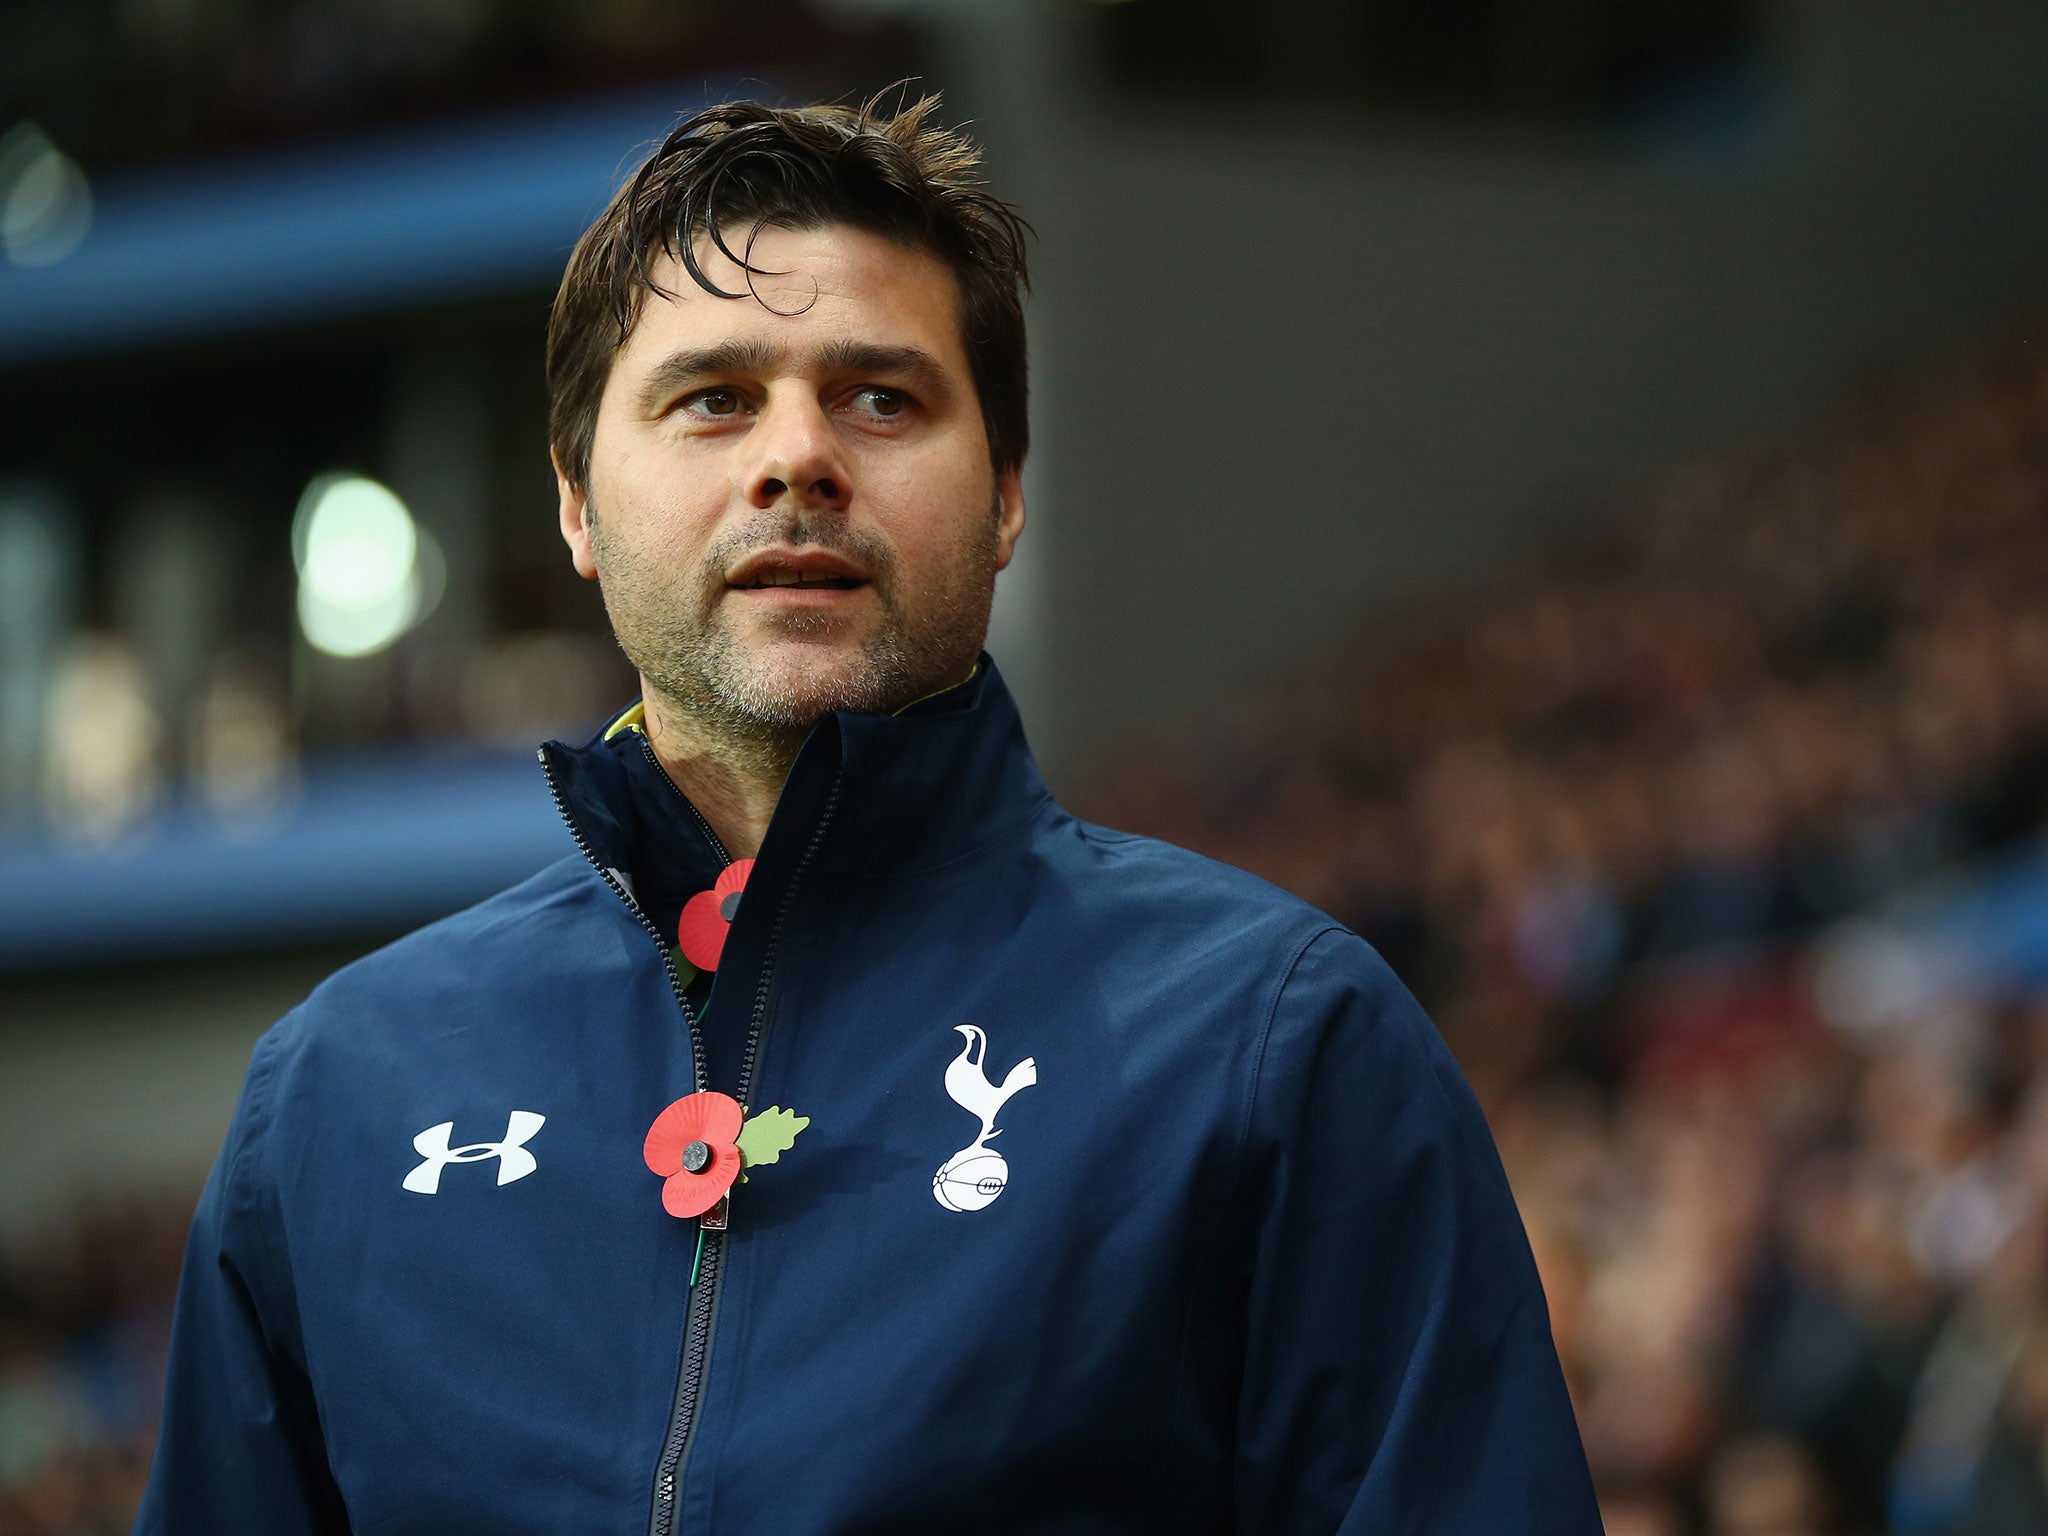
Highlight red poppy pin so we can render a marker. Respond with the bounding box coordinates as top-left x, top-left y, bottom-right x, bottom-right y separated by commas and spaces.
644, 1091, 810, 1220
644, 1092, 744, 1218
677, 858, 755, 972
